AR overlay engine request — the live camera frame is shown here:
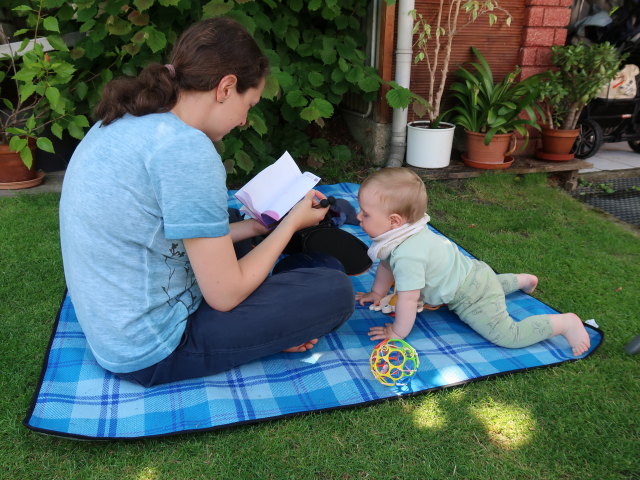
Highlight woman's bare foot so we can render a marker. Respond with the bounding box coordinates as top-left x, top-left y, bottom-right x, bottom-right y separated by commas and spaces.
550, 313, 591, 356
282, 338, 318, 353
517, 274, 538, 294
